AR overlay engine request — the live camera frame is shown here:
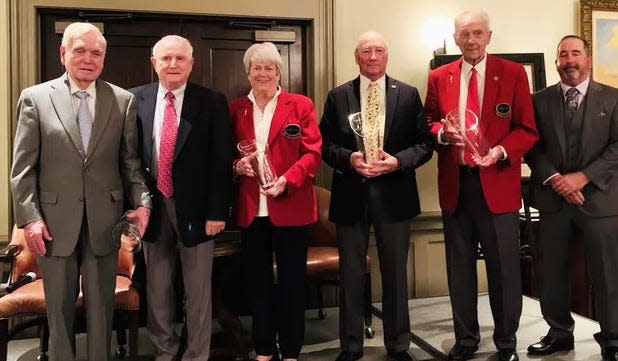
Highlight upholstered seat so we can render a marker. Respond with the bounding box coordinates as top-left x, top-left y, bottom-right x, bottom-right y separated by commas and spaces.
305, 186, 374, 338
0, 226, 139, 361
